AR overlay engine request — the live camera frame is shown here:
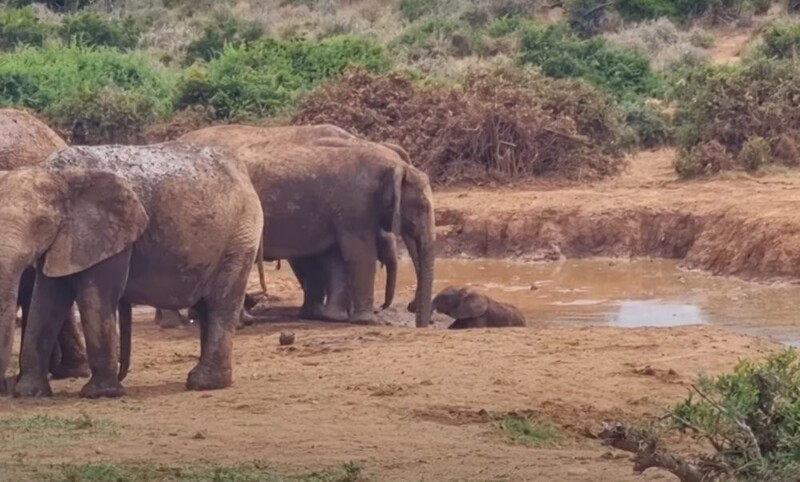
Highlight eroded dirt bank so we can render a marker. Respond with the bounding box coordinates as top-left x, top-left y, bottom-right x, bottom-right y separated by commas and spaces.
435, 149, 800, 282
